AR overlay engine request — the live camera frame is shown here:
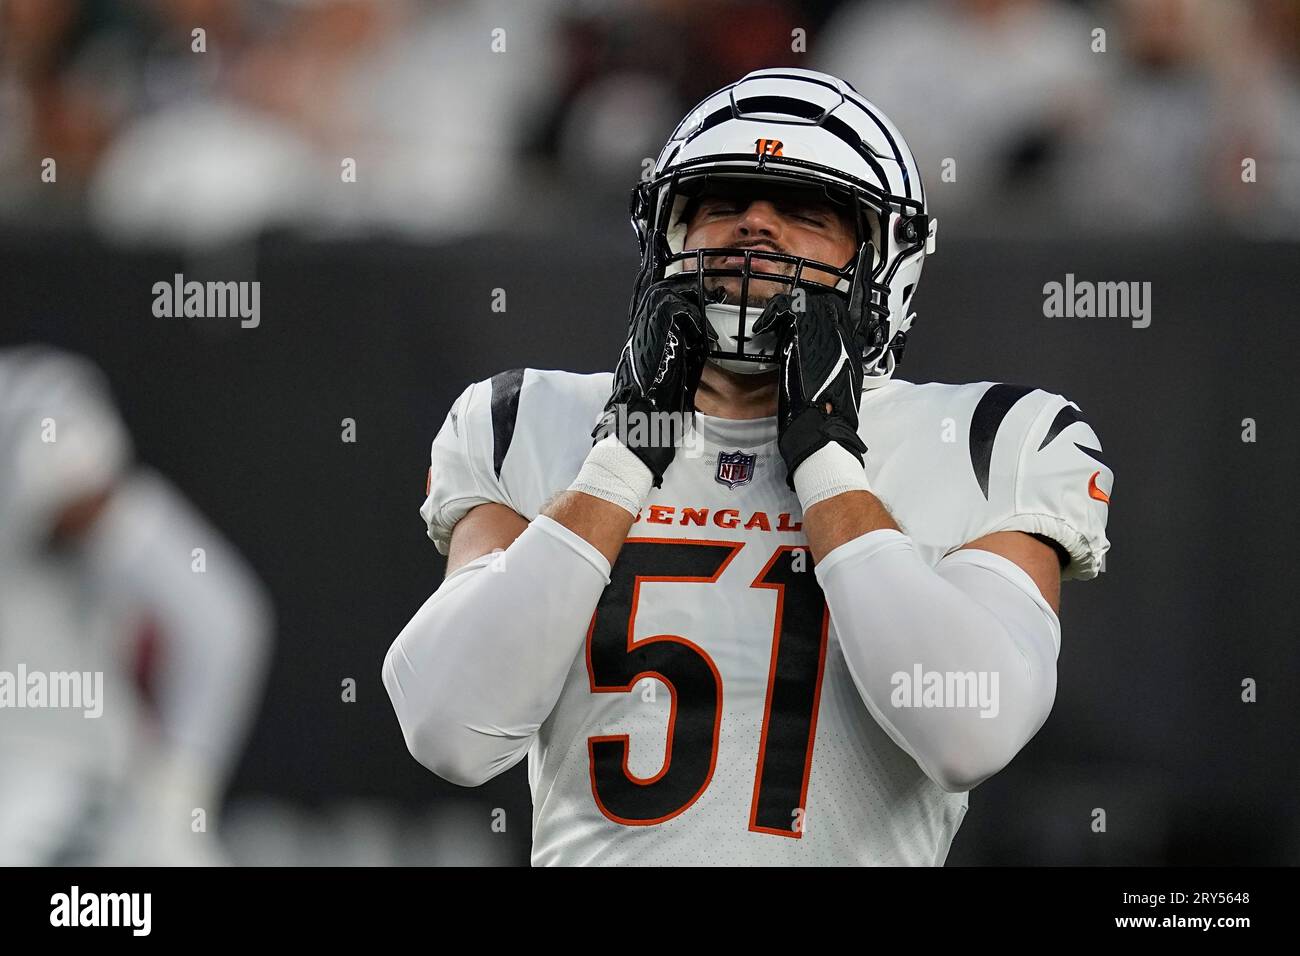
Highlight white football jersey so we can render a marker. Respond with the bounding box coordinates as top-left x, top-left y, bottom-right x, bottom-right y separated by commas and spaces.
421, 368, 1112, 865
